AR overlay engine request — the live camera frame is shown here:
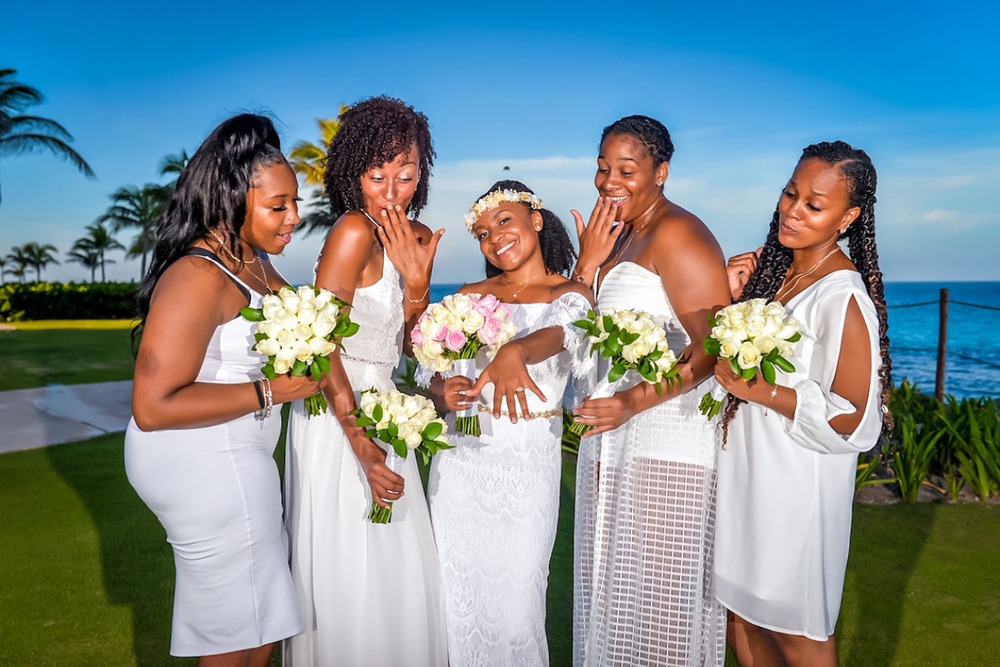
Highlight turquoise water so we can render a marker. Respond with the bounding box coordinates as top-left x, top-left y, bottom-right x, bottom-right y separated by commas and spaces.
430, 281, 1000, 400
